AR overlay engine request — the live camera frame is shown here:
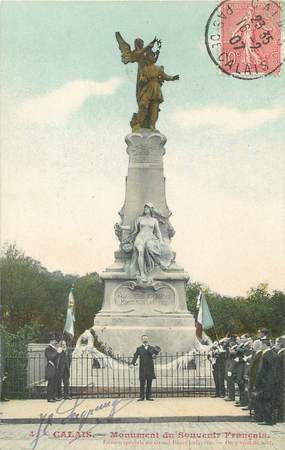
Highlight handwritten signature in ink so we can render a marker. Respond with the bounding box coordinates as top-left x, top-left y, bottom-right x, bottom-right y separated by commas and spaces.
31, 395, 135, 449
